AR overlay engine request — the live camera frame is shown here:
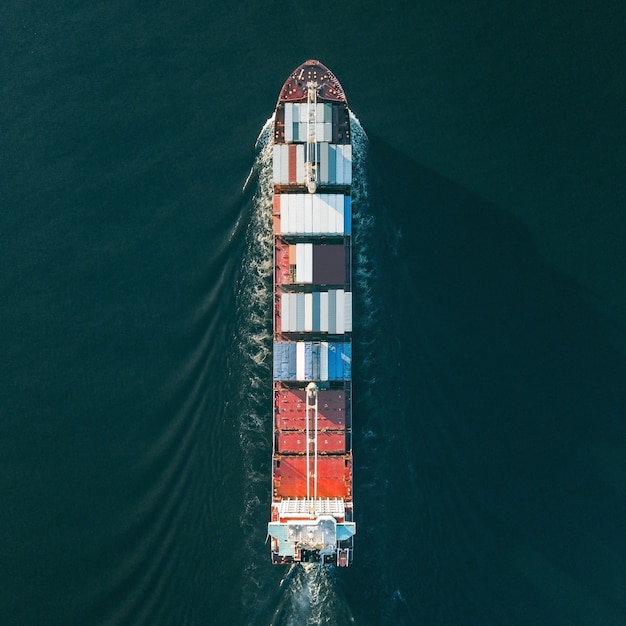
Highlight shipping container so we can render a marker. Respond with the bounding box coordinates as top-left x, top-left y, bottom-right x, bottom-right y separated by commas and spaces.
273, 342, 296, 380
319, 142, 329, 183
304, 194, 313, 233
288, 145, 297, 184
336, 144, 344, 184
278, 290, 353, 334
280, 145, 289, 184
304, 292, 313, 331
312, 291, 321, 331
344, 196, 351, 234
274, 341, 352, 381
296, 293, 305, 330
289, 290, 297, 329
278, 193, 348, 235
296, 341, 305, 381
273, 145, 281, 184
296, 144, 305, 183
312, 244, 346, 285
343, 144, 352, 183
320, 341, 329, 380
296, 195, 305, 233
293, 243, 314, 283
284, 103, 293, 142
320, 291, 329, 332
324, 102, 332, 123
336, 288, 345, 334
295, 243, 305, 282
281, 293, 289, 332
344, 291, 353, 332
304, 342, 312, 379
